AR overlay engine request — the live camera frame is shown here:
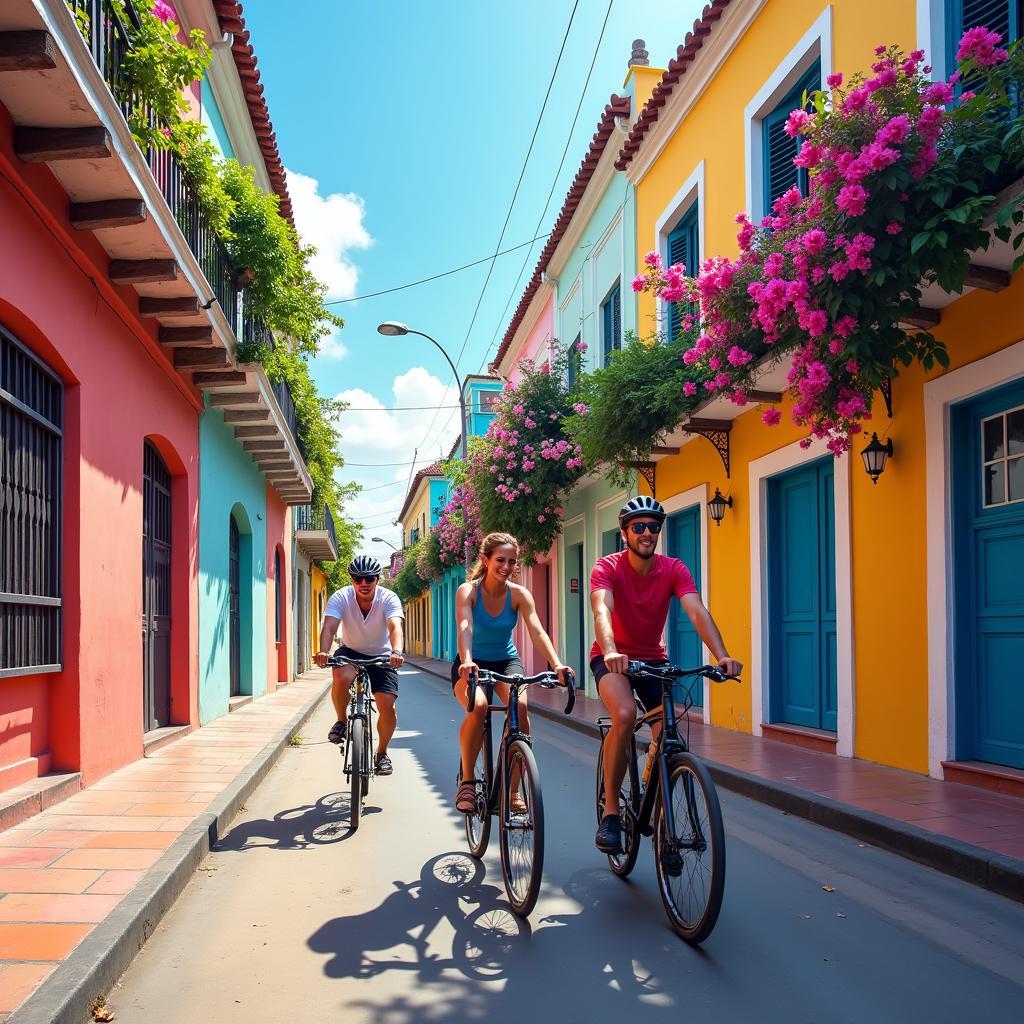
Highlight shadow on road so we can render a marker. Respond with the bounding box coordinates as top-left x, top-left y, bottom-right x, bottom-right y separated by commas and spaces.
214, 791, 380, 851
